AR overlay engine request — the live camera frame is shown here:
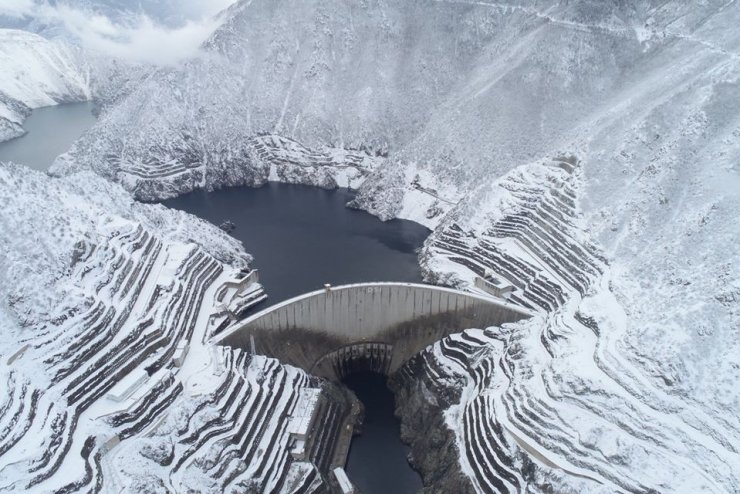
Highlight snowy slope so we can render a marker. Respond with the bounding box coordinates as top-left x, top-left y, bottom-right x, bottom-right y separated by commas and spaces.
0, 29, 92, 142
0, 163, 338, 492
13, 0, 740, 491
416, 157, 739, 492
